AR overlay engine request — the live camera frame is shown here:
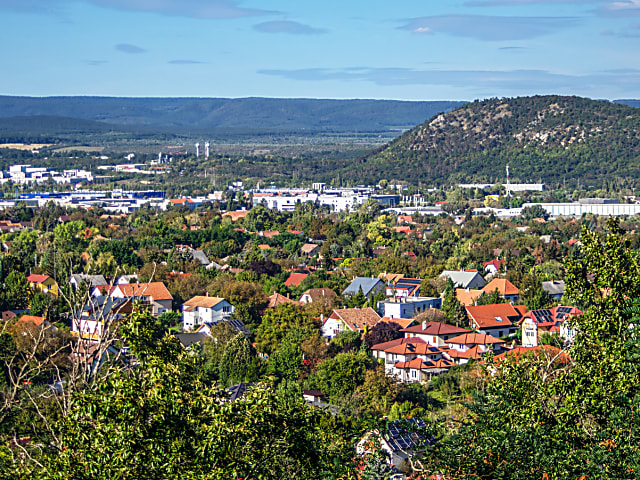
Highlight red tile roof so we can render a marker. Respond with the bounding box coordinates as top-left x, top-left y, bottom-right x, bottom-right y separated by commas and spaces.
371, 337, 425, 352
466, 303, 526, 329
456, 288, 484, 306
27, 274, 52, 284
379, 317, 415, 329
401, 322, 470, 336
384, 342, 442, 356
267, 292, 297, 308
447, 332, 505, 346
494, 345, 570, 364
284, 272, 308, 287
114, 282, 173, 301
482, 278, 519, 296
17, 315, 46, 326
